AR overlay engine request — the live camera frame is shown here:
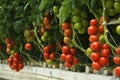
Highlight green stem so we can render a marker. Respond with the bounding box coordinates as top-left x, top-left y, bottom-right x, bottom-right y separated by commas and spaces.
33, 23, 44, 49
87, 0, 99, 21
0, 52, 5, 59
72, 29, 86, 53
101, 0, 116, 55
33, 41, 44, 53
22, 52, 36, 63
